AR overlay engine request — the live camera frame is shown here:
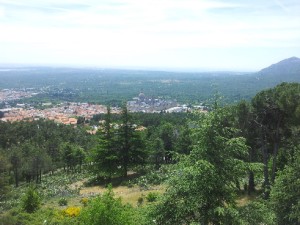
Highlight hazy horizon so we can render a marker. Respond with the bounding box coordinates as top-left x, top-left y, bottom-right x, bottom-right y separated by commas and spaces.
1, 0, 300, 71
0, 62, 259, 73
